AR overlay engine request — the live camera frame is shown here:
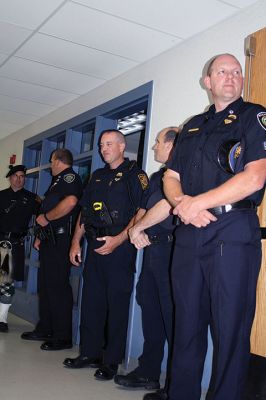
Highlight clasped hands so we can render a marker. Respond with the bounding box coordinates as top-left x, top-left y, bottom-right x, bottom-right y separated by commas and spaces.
173, 195, 217, 227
